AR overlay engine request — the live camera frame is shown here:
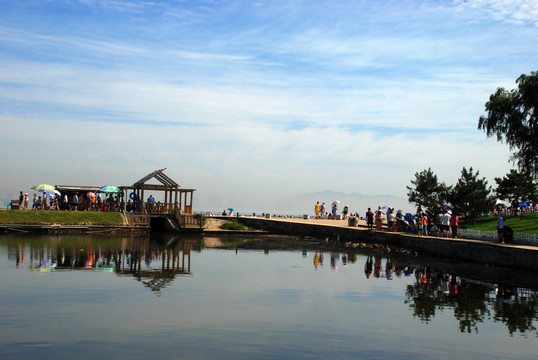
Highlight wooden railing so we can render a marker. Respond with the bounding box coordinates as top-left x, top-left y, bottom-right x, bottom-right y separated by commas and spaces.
182, 214, 201, 228
174, 205, 201, 228
123, 212, 150, 227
